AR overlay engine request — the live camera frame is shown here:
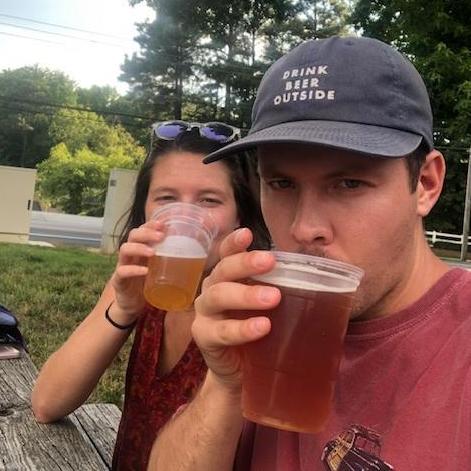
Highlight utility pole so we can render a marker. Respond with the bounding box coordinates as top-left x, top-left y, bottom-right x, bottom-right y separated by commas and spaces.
460, 144, 471, 262
17, 116, 33, 168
